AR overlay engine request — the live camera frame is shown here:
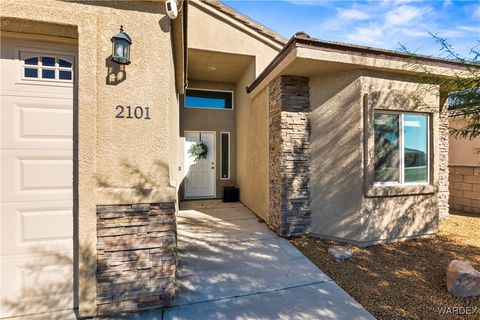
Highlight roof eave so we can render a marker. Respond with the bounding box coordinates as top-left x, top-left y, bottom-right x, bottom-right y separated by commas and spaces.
246, 36, 297, 94
195, 0, 287, 50
247, 34, 479, 95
